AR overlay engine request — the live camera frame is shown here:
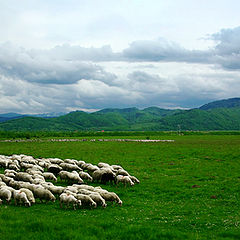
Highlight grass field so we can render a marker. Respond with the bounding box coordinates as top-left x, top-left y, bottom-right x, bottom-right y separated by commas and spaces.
0, 134, 240, 239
